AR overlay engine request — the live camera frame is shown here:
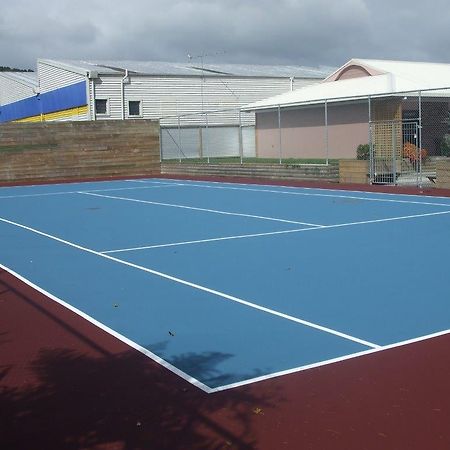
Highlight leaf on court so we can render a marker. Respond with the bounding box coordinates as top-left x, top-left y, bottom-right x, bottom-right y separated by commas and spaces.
169, 331, 175, 336
252, 407, 264, 415
113, 303, 119, 308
